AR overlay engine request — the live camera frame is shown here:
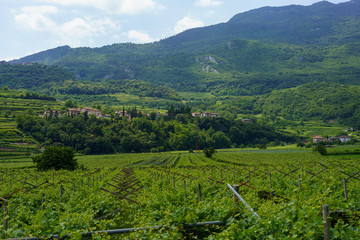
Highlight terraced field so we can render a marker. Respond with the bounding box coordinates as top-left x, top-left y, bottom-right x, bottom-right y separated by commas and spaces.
0, 89, 63, 157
